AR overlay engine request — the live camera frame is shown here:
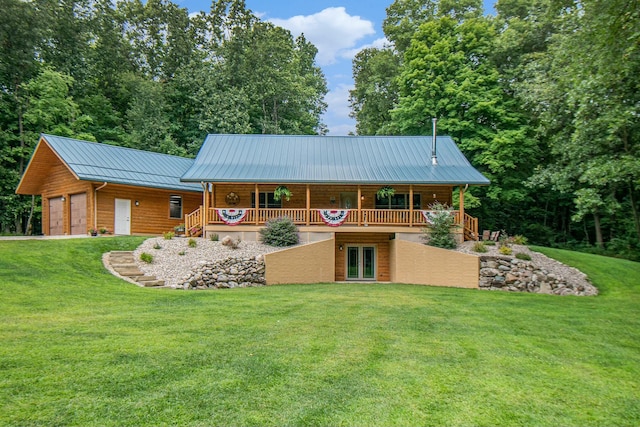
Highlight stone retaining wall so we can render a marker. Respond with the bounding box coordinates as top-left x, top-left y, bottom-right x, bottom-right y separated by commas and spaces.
181, 256, 266, 290
479, 255, 597, 296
